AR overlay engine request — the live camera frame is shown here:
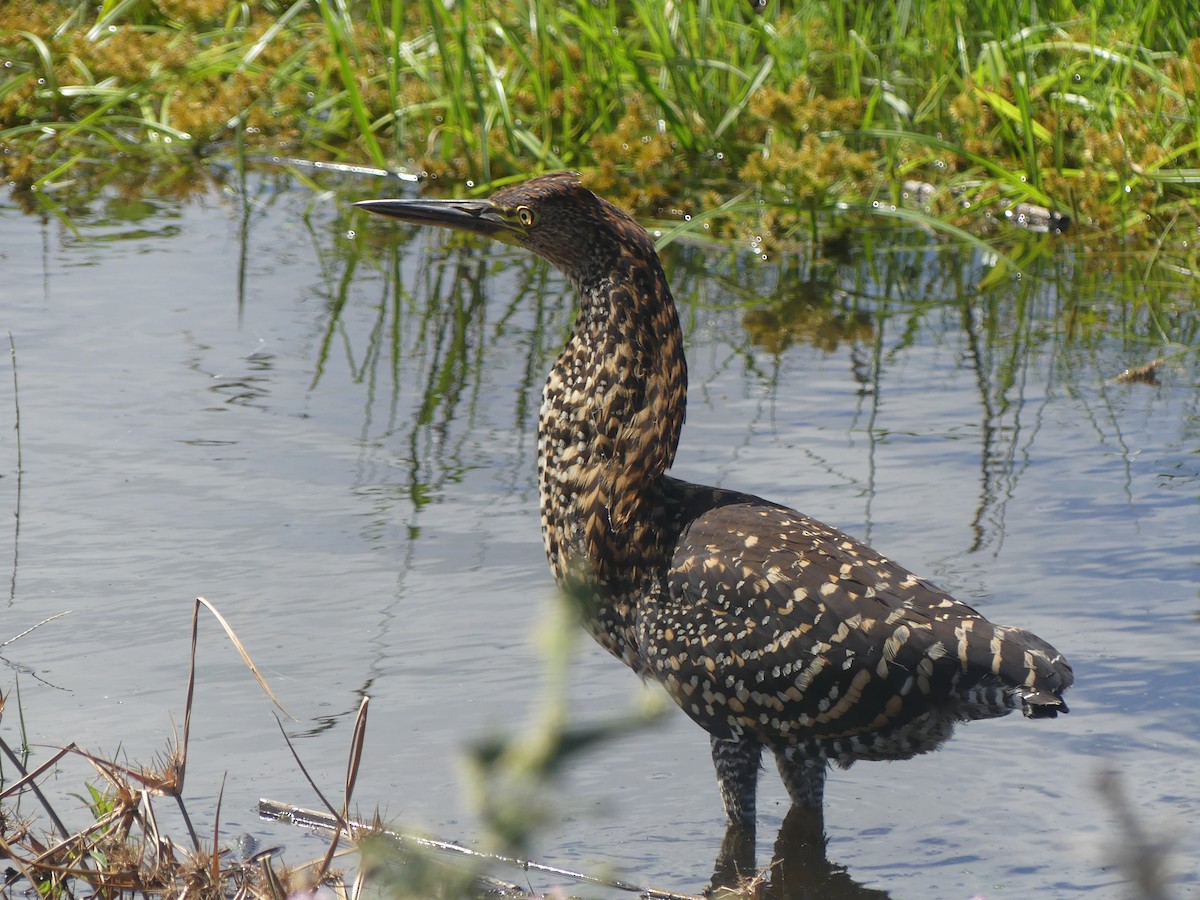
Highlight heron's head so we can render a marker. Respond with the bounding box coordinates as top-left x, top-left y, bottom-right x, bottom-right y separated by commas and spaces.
357, 172, 654, 288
